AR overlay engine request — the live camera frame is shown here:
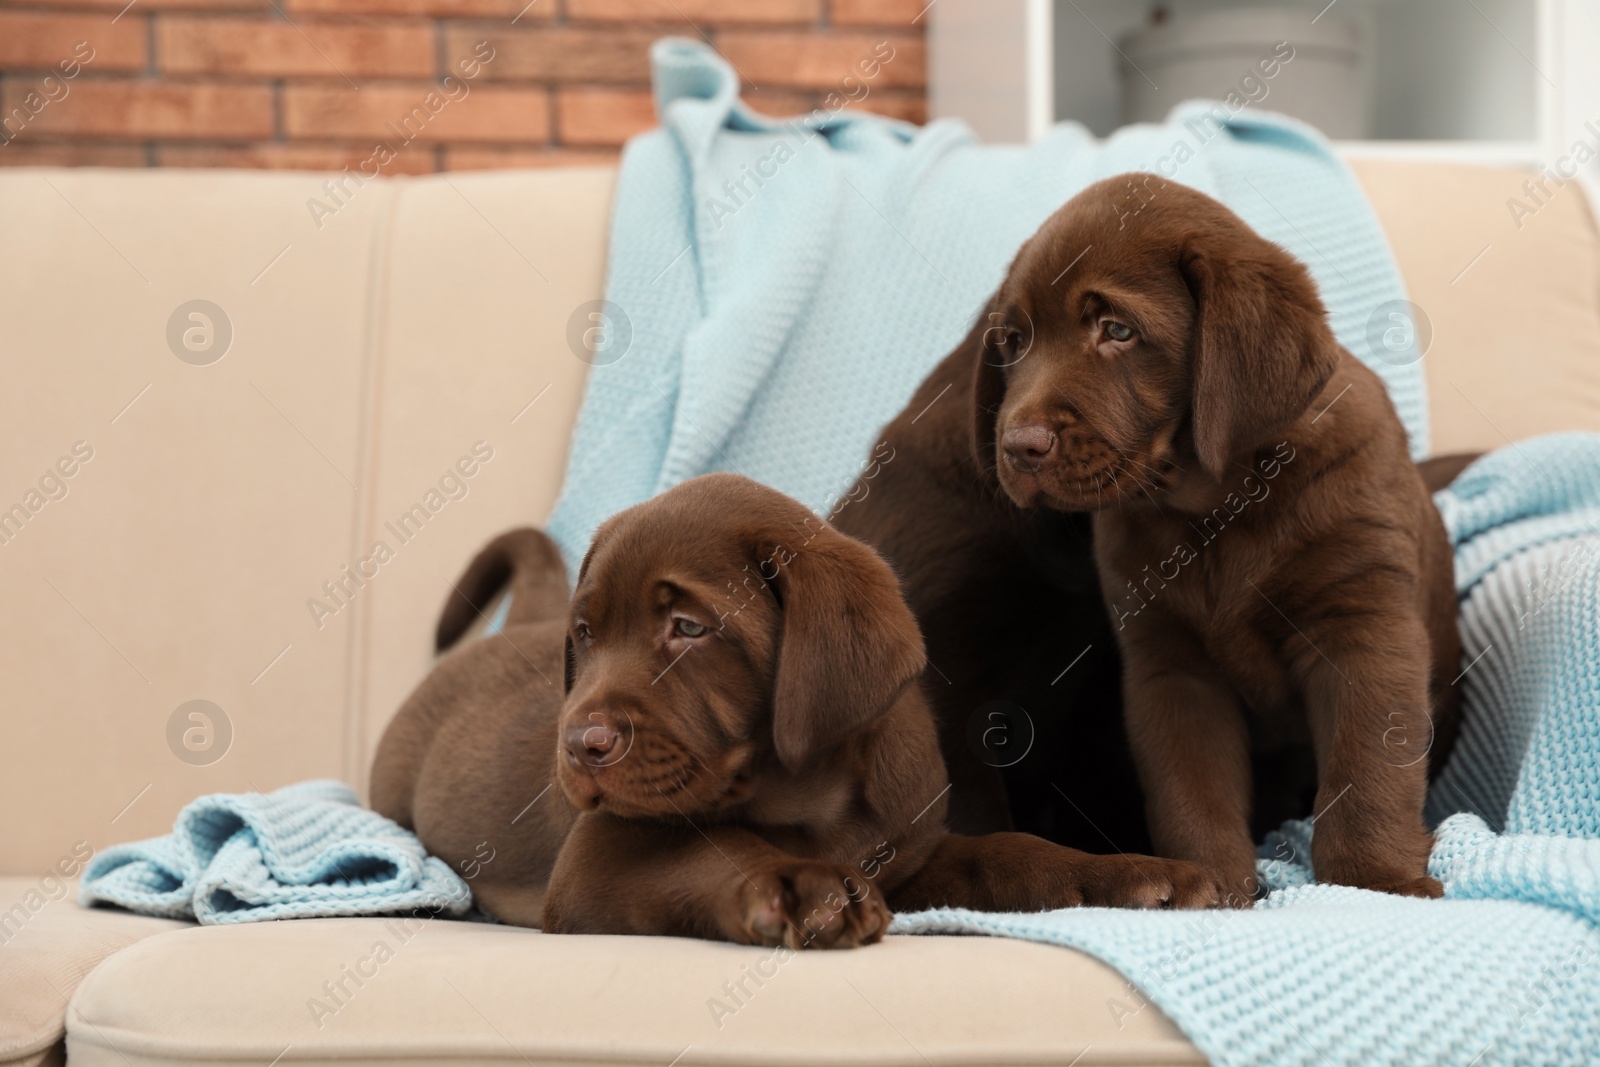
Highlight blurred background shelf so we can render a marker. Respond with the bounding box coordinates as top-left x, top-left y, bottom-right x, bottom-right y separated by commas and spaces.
929, 0, 1600, 168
